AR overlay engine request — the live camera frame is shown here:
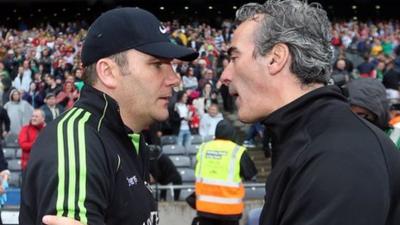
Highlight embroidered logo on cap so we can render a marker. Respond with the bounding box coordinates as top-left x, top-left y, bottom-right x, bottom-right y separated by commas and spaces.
159, 25, 167, 34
